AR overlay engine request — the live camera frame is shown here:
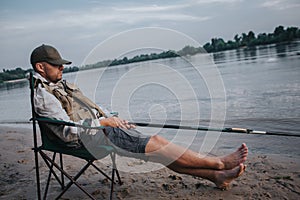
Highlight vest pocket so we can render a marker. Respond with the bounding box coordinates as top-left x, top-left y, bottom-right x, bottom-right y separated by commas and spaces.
77, 107, 94, 120
52, 88, 73, 116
